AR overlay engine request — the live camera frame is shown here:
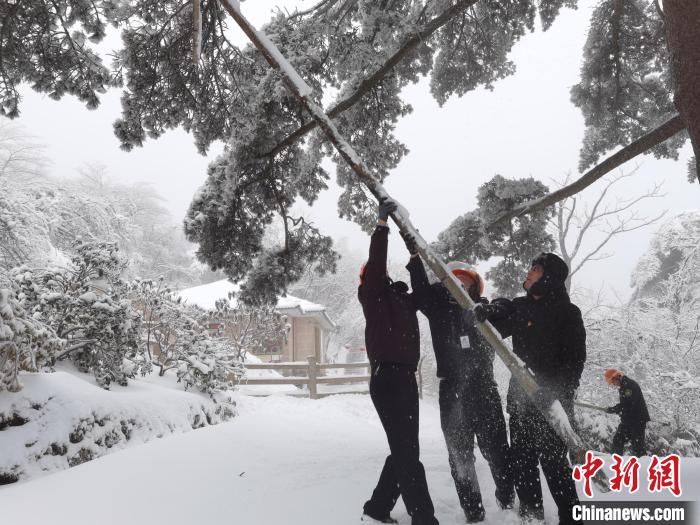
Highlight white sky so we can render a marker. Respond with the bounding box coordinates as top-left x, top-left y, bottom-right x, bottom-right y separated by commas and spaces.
15, 0, 698, 301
